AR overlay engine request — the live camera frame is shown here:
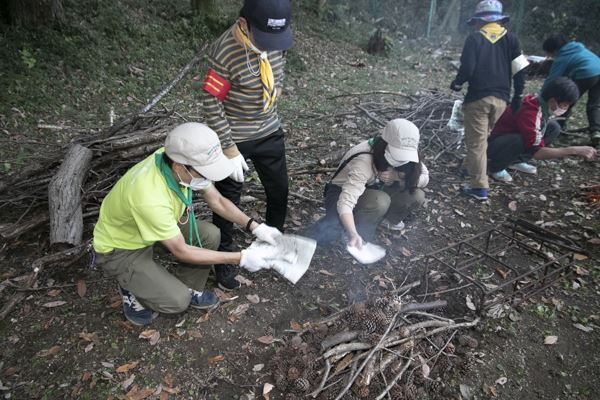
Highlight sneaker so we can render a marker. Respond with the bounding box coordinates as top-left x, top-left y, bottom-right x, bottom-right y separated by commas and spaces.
591, 131, 600, 147
119, 286, 155, 326
462, 185, 488, 201
189, 289, 220, 310
215, 264, 241, 291
382, 219, 405, 231
509, 162, 537, 174
490, 169, 513, 182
